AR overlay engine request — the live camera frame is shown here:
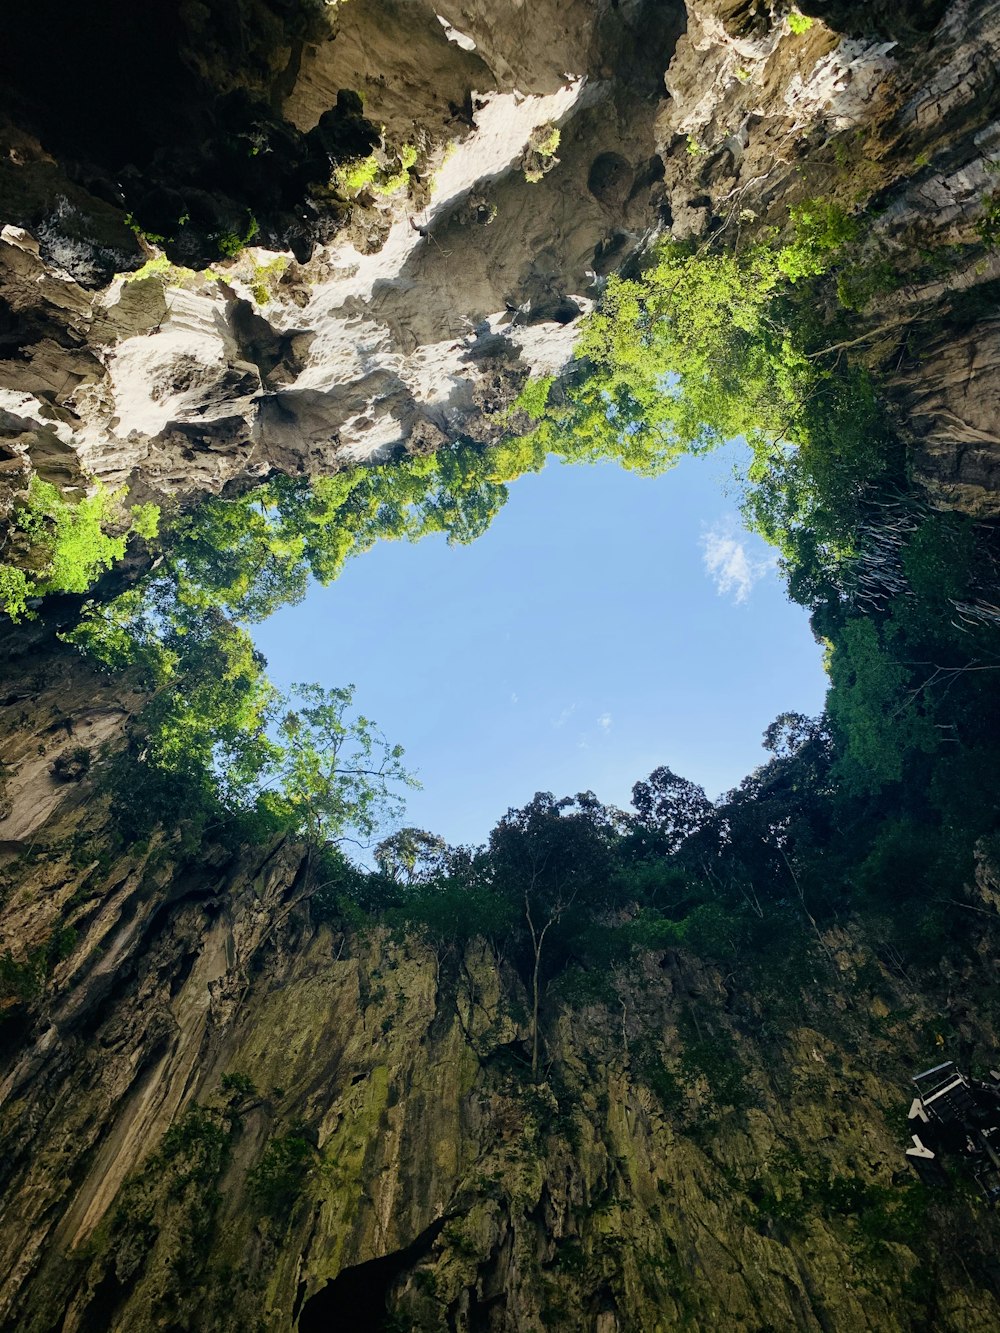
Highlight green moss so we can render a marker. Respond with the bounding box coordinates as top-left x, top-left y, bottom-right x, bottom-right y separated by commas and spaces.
533, 126, 560, 158
977, 192, 1000, 247
333, 152, 381, 194
332, 143, 417, 198
524, 123, 562, 182
0, 925, 78, 1008
118, 255, 222, 286
309, 1063, 391, 1276
248, 254, 289, 304
248, 1133, 314, 1219
124, 254, 176, 282
376, 143, 418, 196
